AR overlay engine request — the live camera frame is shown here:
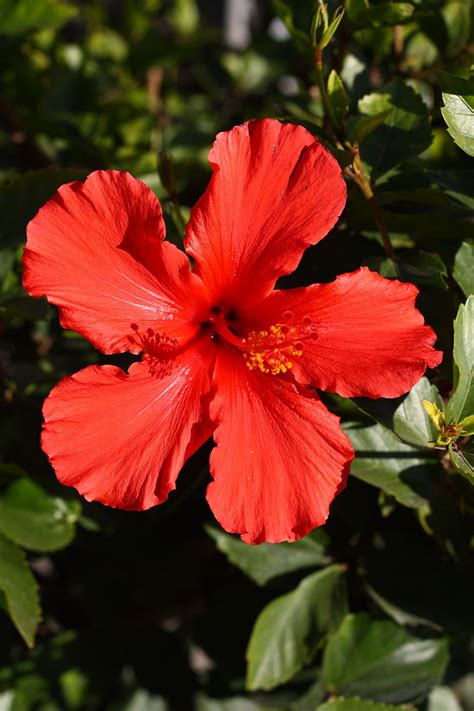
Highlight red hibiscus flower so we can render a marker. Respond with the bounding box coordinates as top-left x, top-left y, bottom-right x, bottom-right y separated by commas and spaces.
23, 119, 442, 544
